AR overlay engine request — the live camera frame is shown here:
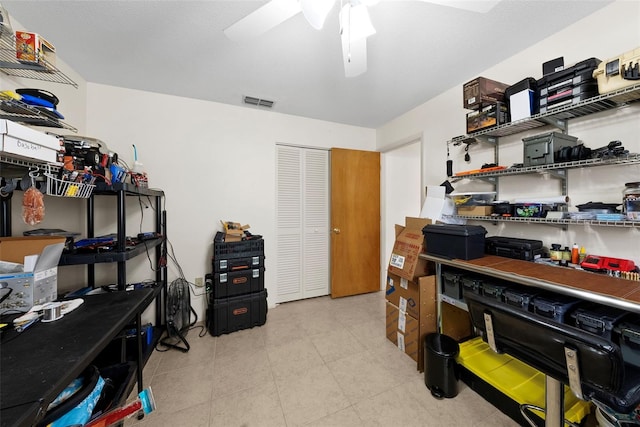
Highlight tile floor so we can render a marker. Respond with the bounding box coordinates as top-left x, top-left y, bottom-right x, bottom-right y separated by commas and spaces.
126, 291, 520, 427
